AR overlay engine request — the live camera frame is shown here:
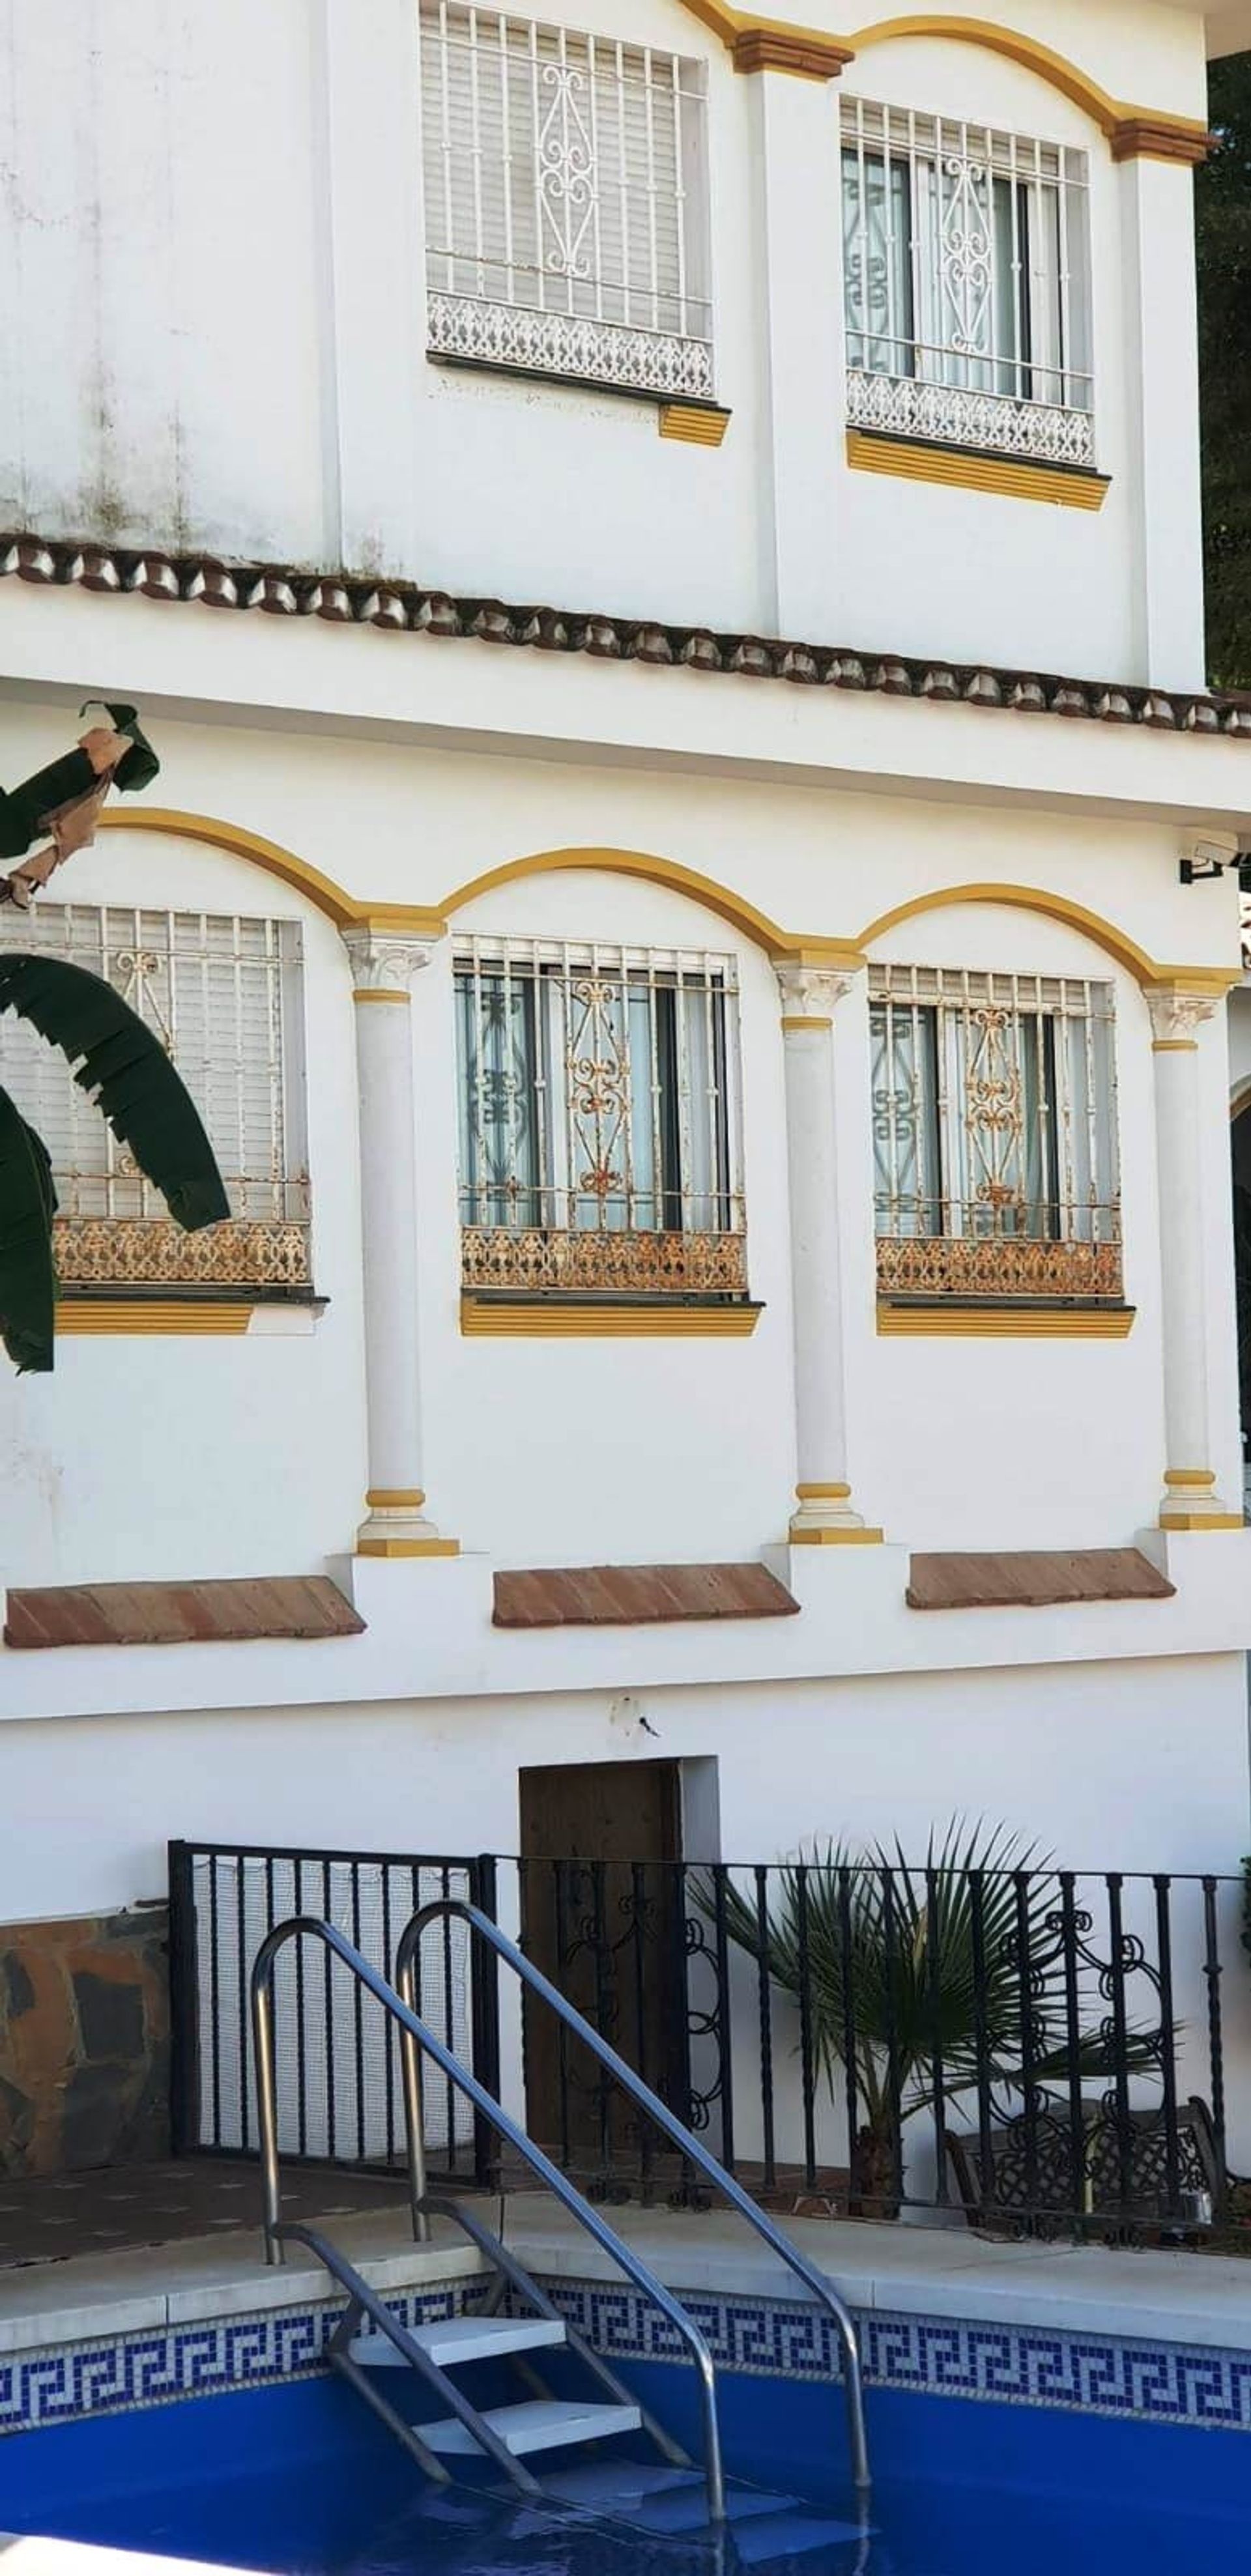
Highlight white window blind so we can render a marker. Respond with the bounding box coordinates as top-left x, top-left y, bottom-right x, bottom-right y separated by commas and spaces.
870, 964, 1121, 1302
454, 936, 747, 1296
842, 96, 1093, 468
420, 1, 713, 398
0, 905, 311, 1288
